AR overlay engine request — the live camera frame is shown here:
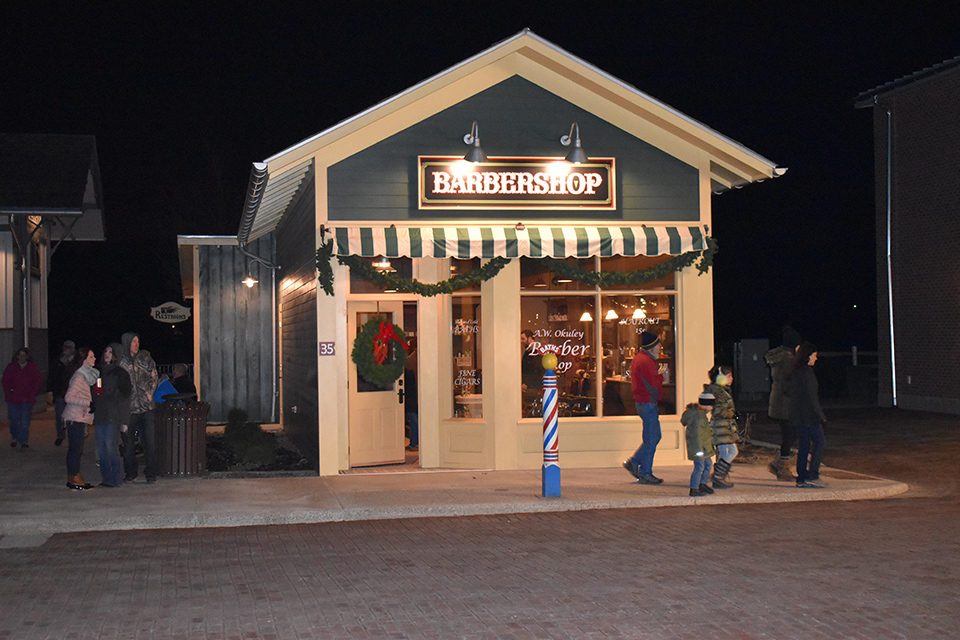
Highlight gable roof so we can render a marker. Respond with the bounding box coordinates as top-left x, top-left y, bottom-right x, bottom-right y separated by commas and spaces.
0, 133, 106, 241
238, 29, 784, 243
